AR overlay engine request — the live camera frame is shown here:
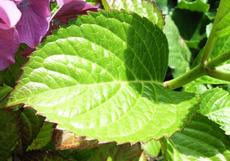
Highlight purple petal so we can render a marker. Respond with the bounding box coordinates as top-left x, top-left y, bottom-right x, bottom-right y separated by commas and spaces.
0, 0, 21, 29
54, 0, 98, 23
56, 0, 72, 6
0, 28, 19, 70
27, 0, 51, 18
16, 0, 51, 48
